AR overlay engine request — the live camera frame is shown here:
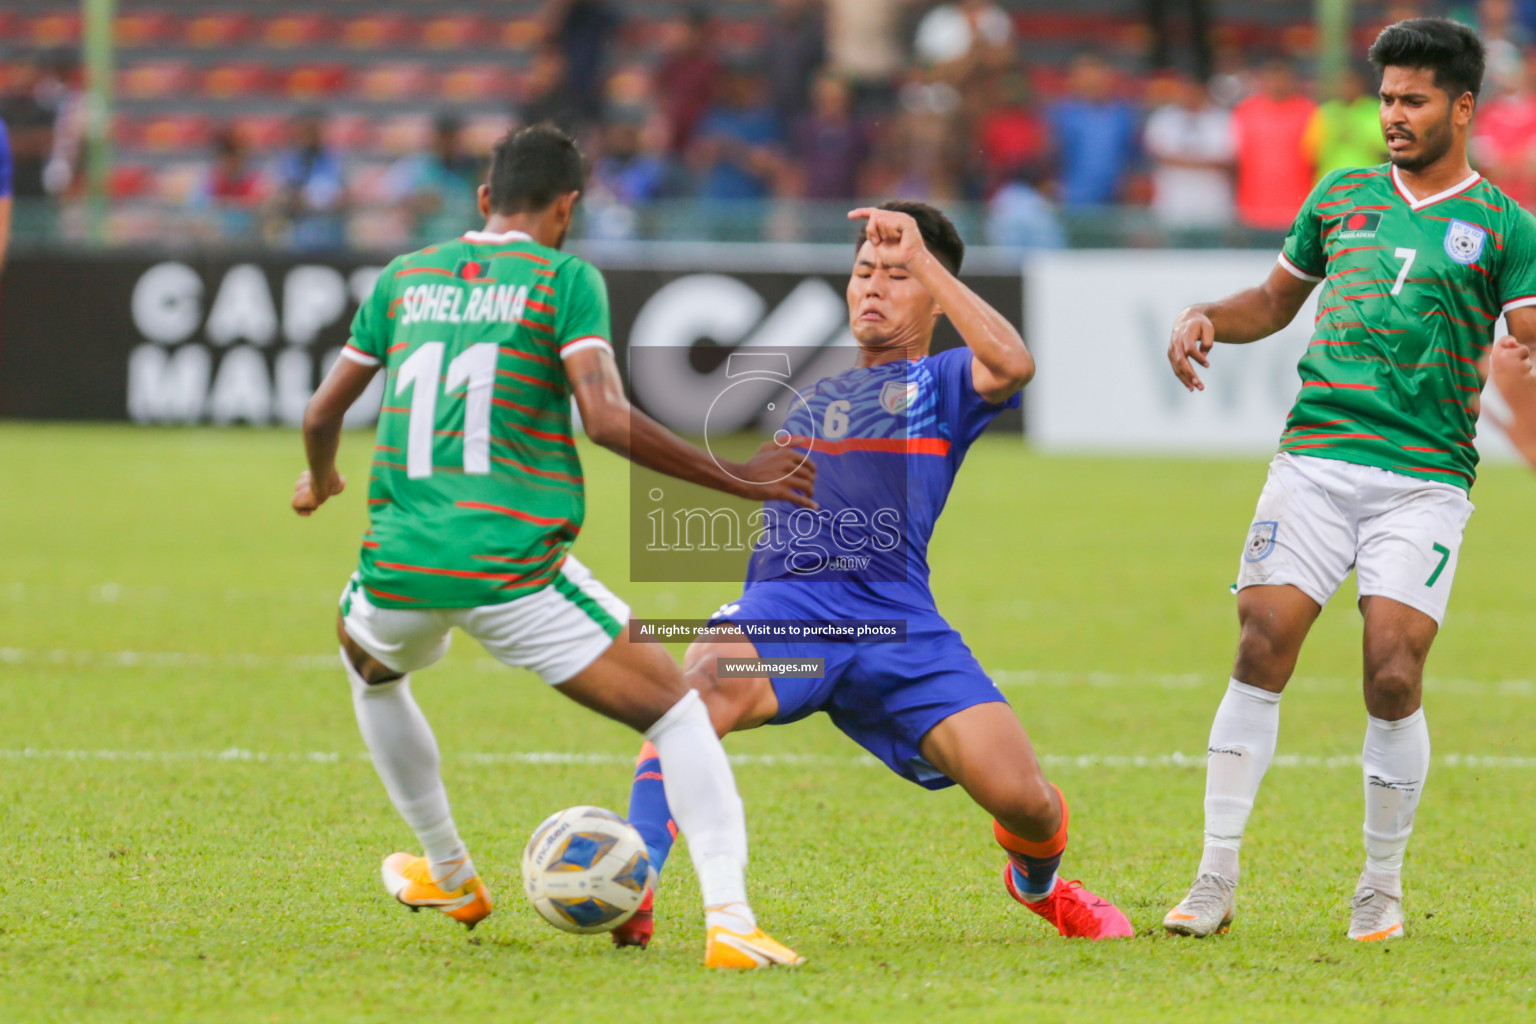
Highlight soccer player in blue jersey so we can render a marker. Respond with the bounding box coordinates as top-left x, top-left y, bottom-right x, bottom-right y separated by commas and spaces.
613, 201, 1133, 954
